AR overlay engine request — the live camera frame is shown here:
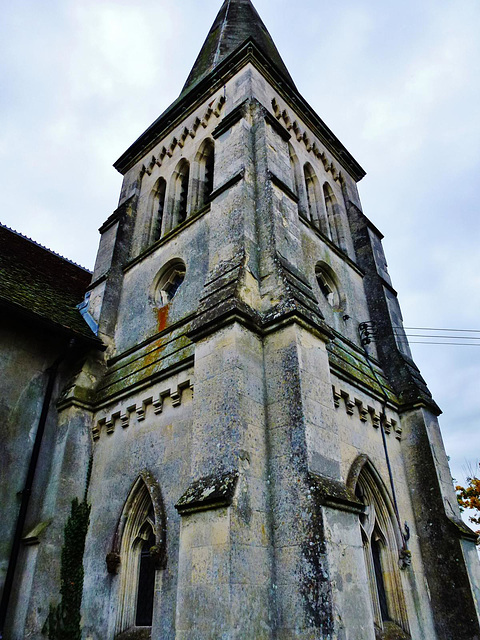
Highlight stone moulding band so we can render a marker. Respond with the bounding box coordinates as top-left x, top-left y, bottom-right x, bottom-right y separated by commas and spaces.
212, 99, 249, 139
272, 97, 345, 184
298, 211, 365, 277
92, 378, 194, 441
209, 168, 245, 201
332, 384, 402, 440
269, 170, 299, 203
175, 470, 239, 515
124, 205, 211, 274
264, 108, 291, 142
